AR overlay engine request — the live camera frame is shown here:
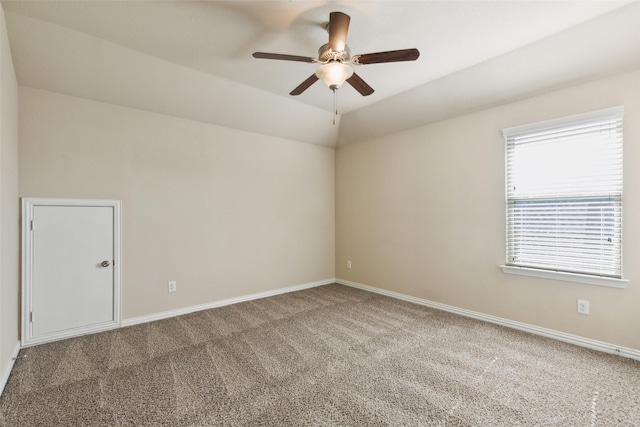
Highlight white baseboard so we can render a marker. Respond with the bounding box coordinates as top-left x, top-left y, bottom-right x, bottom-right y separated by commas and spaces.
1, 279, 336, 391
337, 278, 640, 362
122, 278, 336, 328
0, 341, 21, 397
